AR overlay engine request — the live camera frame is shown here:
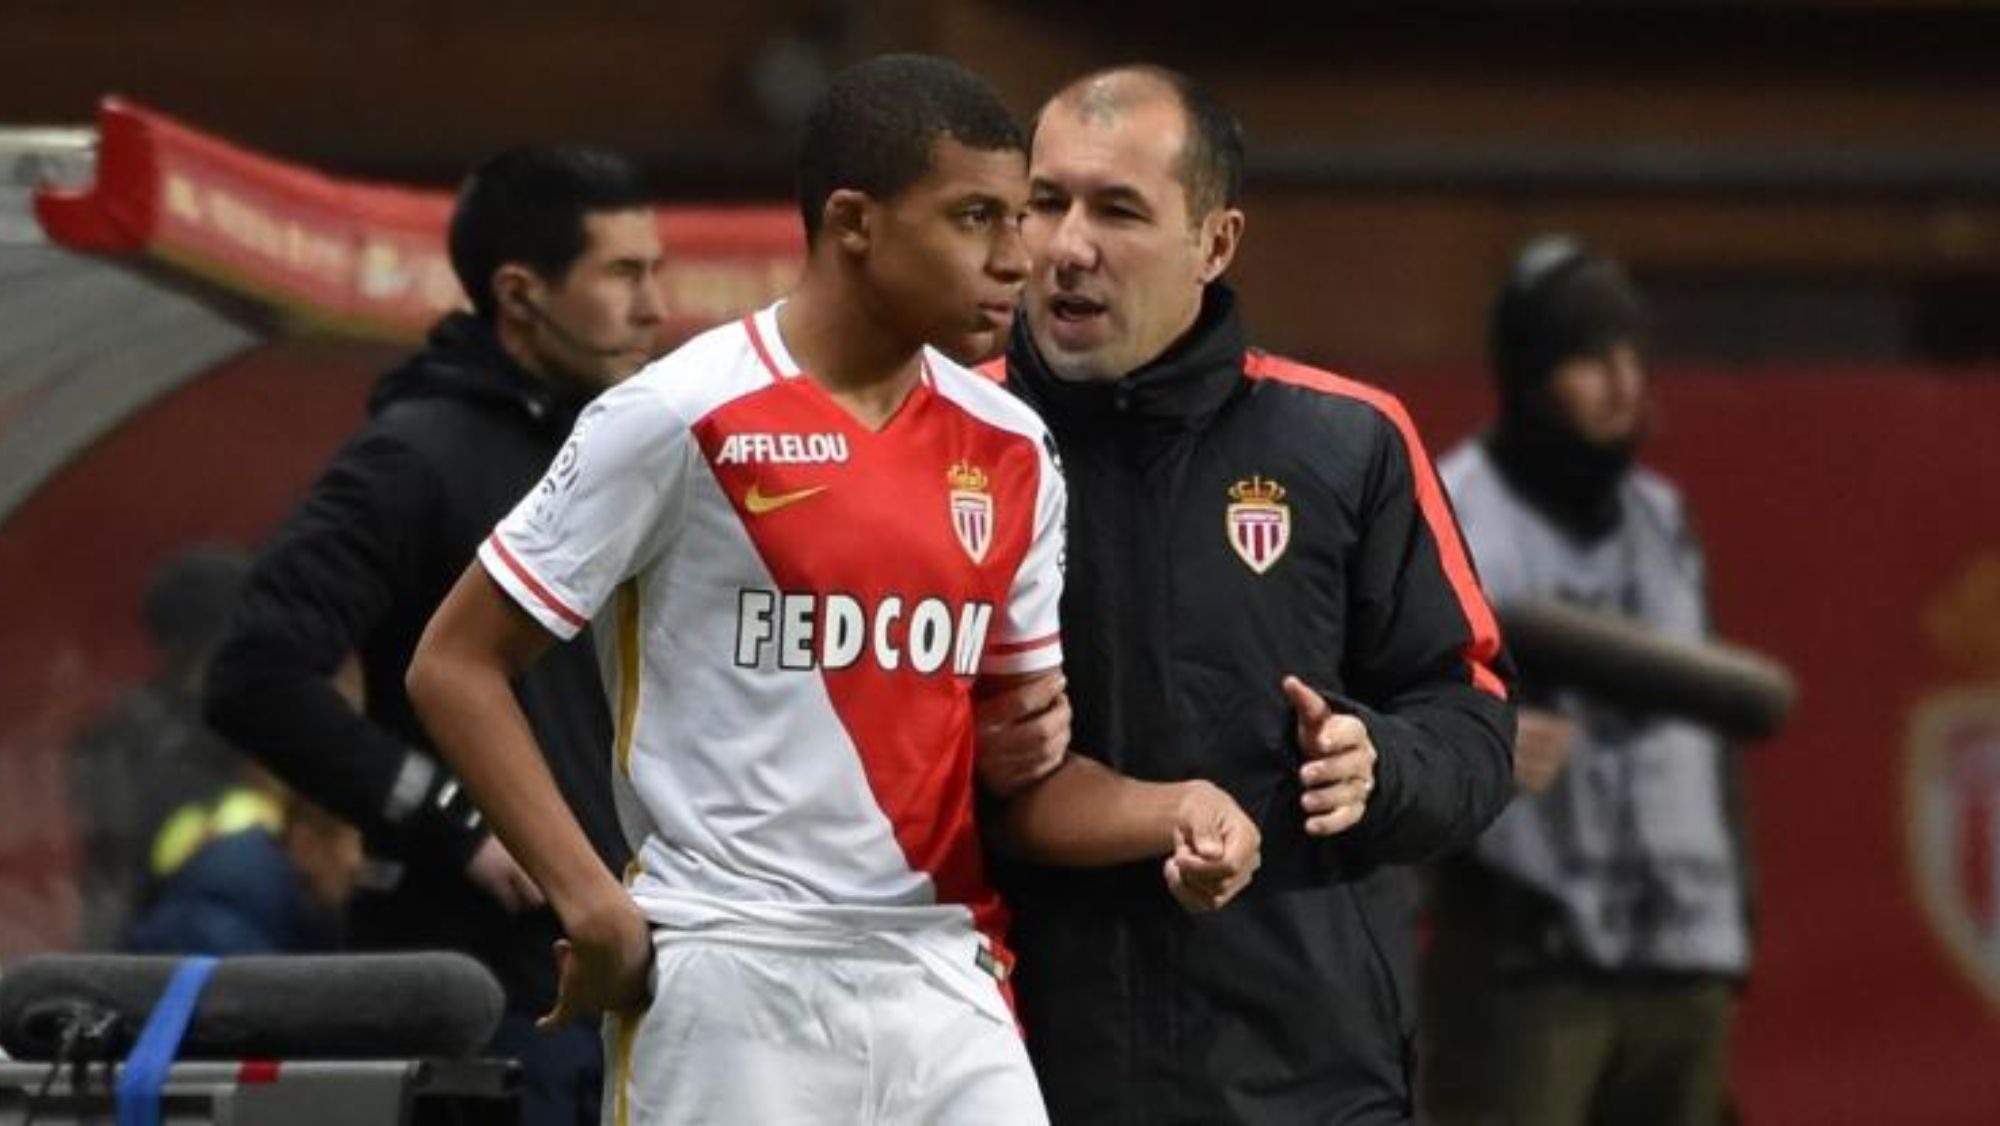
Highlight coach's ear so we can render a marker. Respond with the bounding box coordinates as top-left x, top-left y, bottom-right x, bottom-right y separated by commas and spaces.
825, 189, 872, 256
1197, 207, 1245, 284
